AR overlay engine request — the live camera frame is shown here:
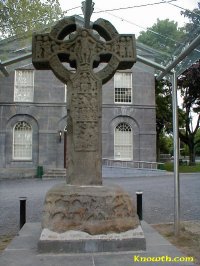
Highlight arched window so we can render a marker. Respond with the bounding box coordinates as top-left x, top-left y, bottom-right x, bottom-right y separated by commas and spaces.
114, 122, 133, 160
13, 121, 32, 160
